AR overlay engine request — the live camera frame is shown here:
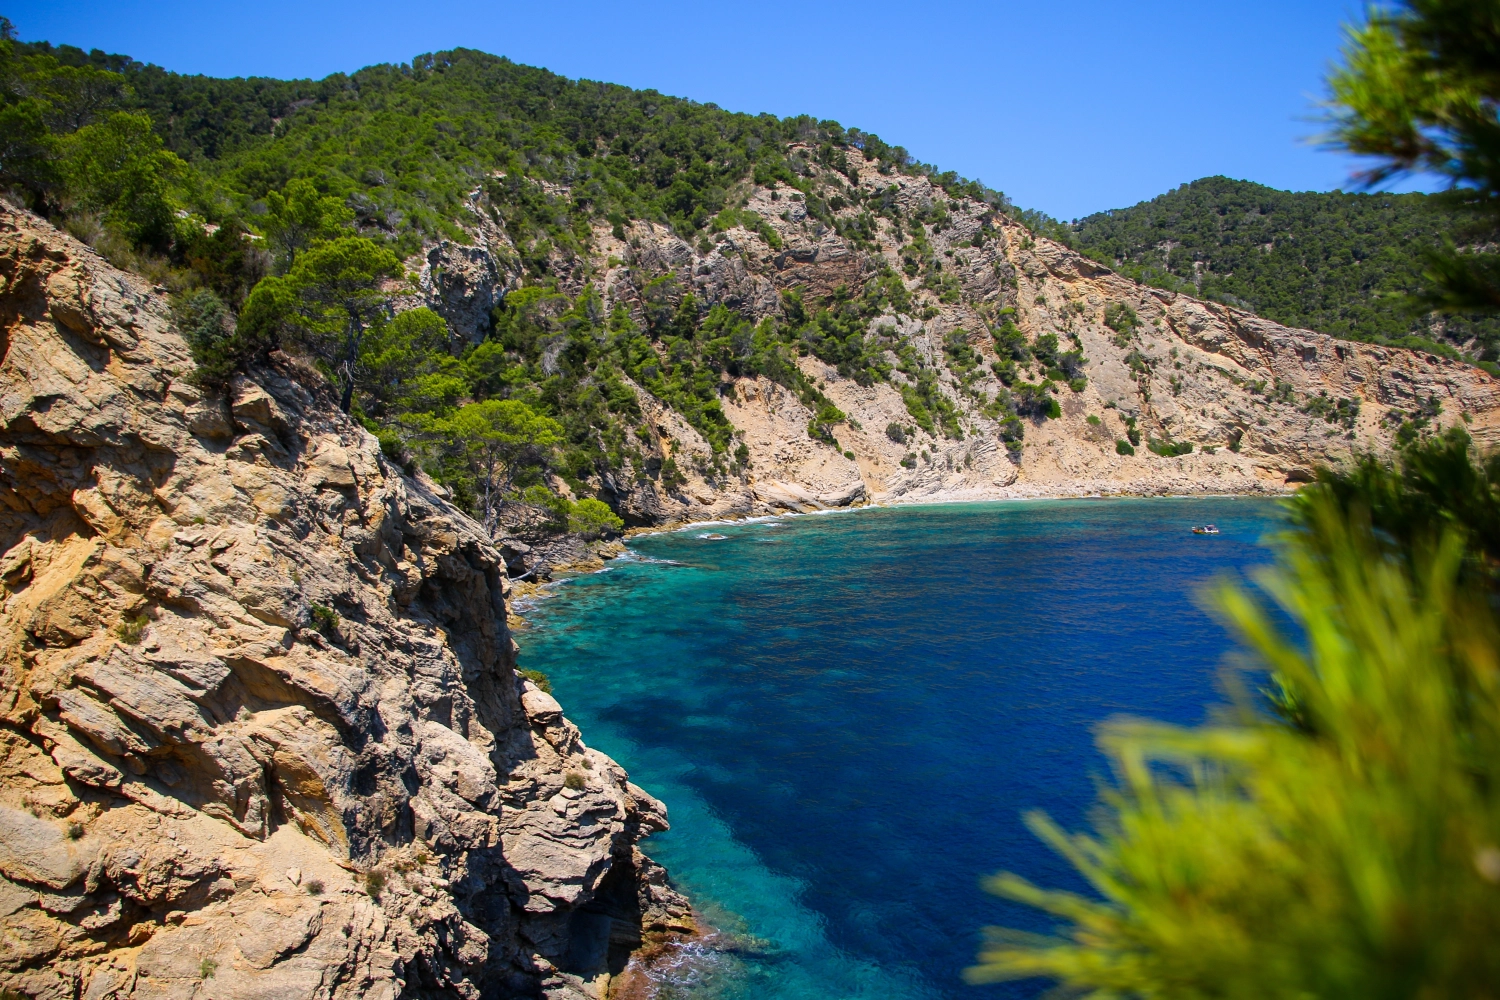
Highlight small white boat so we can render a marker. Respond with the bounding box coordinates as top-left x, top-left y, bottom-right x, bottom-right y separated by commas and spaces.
1191, 524, 1220, 535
